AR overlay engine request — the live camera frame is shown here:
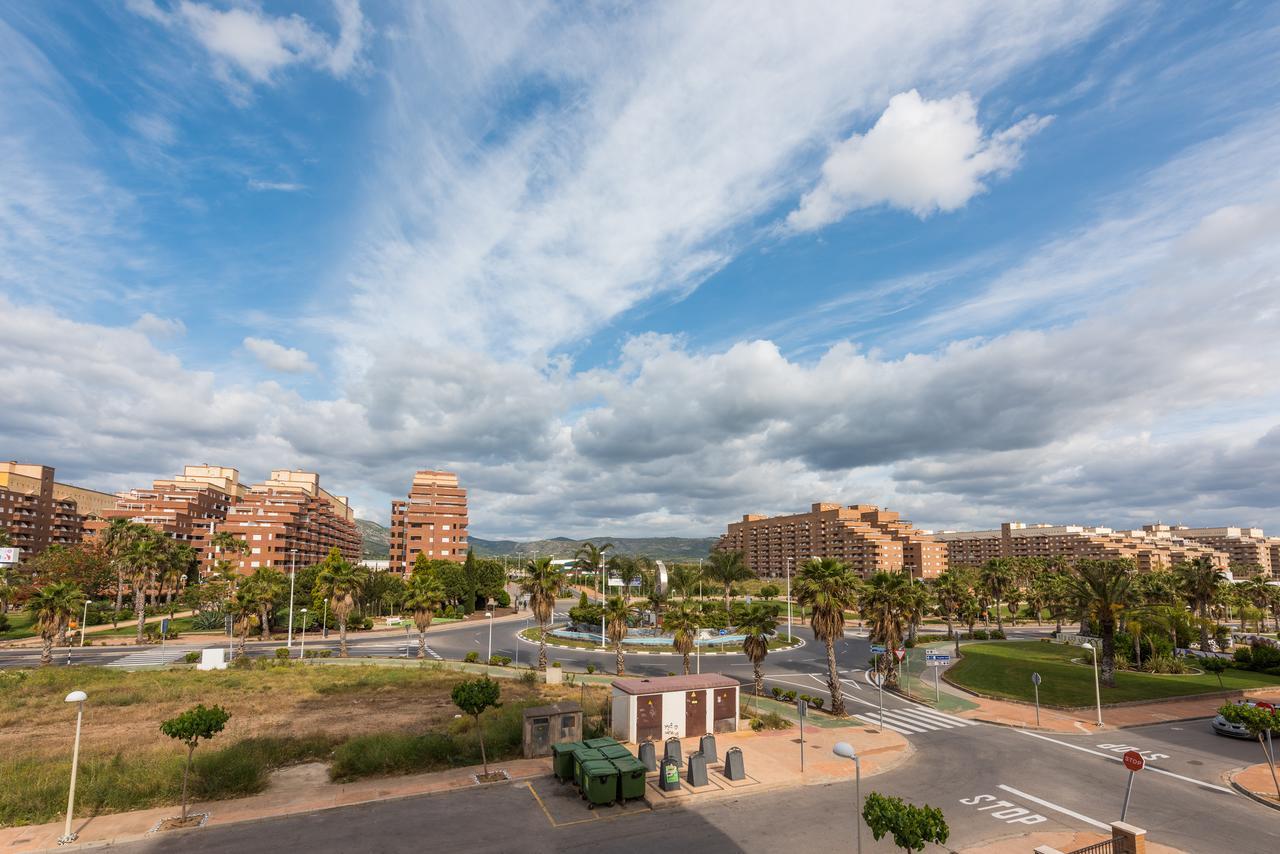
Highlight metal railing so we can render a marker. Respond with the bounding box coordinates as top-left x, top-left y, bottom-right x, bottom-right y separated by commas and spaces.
1066, 840, 1113, 854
